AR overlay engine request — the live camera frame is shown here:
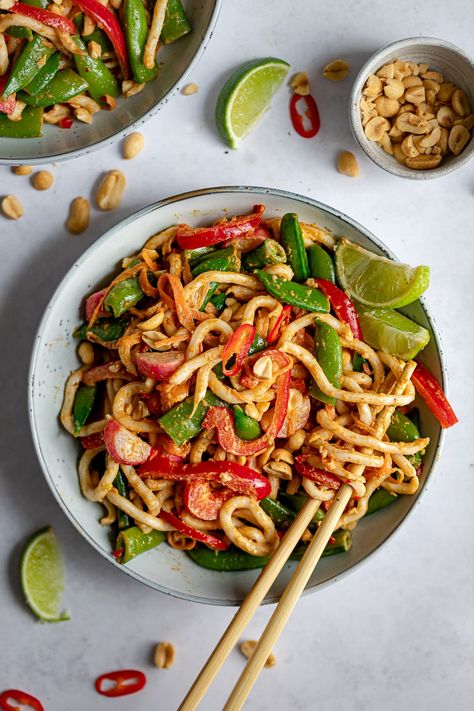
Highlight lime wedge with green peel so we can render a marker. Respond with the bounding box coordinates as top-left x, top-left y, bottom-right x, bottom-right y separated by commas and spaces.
335, 239, 430, 308
20, 527, 70, 623
215, 57, 290, 149
357, 306, 430, 360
